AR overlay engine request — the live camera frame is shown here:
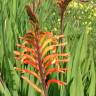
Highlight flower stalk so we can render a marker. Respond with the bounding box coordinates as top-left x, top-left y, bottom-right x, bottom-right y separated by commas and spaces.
14, 5, 69, 96
57, 0, 72, 52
